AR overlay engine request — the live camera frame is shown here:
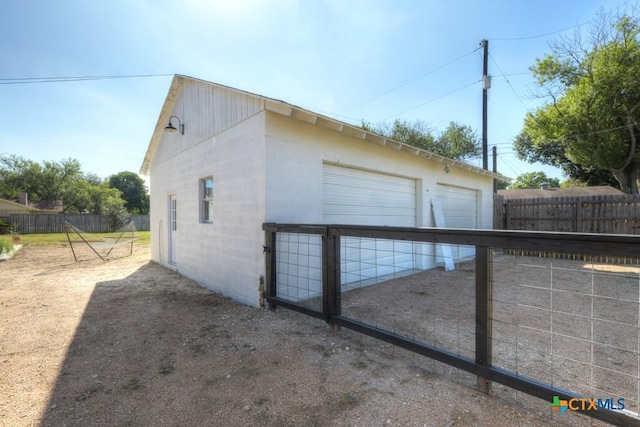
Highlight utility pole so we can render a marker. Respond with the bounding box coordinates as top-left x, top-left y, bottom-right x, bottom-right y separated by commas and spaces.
480, 39, 490, 170
492, 145, 498, 193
